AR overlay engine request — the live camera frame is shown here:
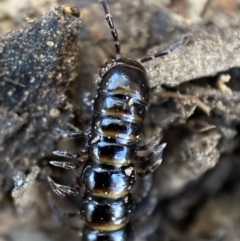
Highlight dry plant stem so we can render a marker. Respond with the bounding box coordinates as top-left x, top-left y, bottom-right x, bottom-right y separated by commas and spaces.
152, 90, 211, 115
